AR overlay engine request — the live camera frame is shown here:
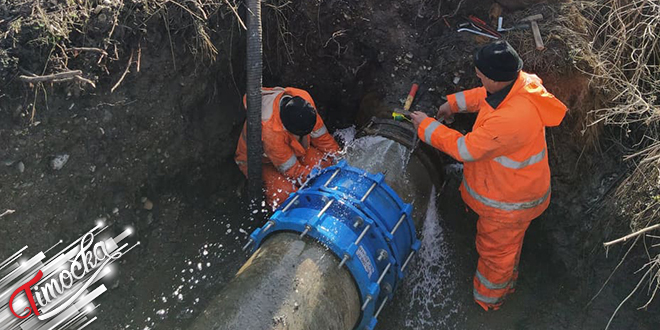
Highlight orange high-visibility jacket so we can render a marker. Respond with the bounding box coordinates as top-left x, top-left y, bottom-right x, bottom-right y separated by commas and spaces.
418, 72, 567, 220
235, 87, 339, 180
